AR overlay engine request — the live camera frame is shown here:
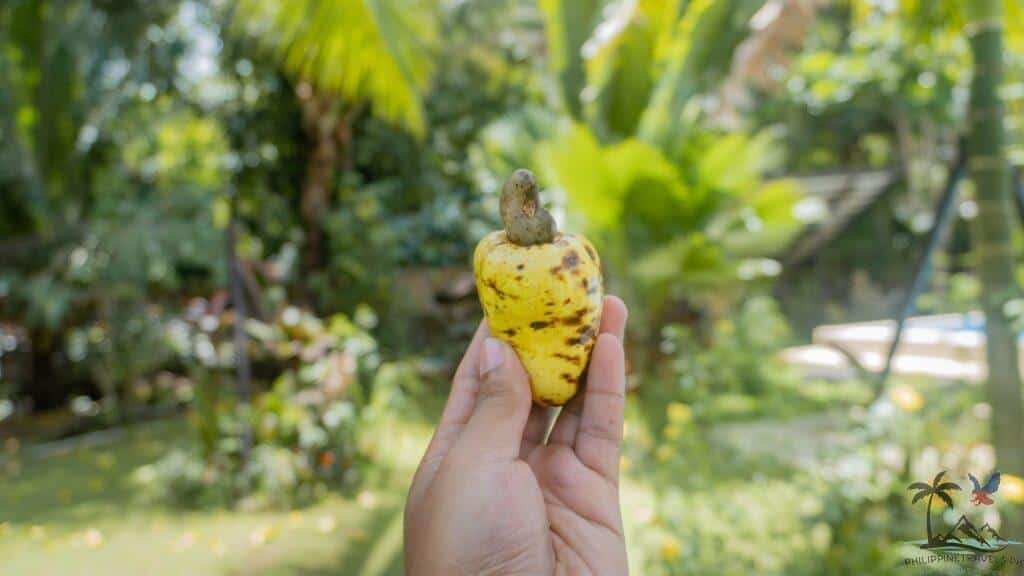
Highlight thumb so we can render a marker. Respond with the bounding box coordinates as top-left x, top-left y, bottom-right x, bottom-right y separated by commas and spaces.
456, 337, 533, 462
